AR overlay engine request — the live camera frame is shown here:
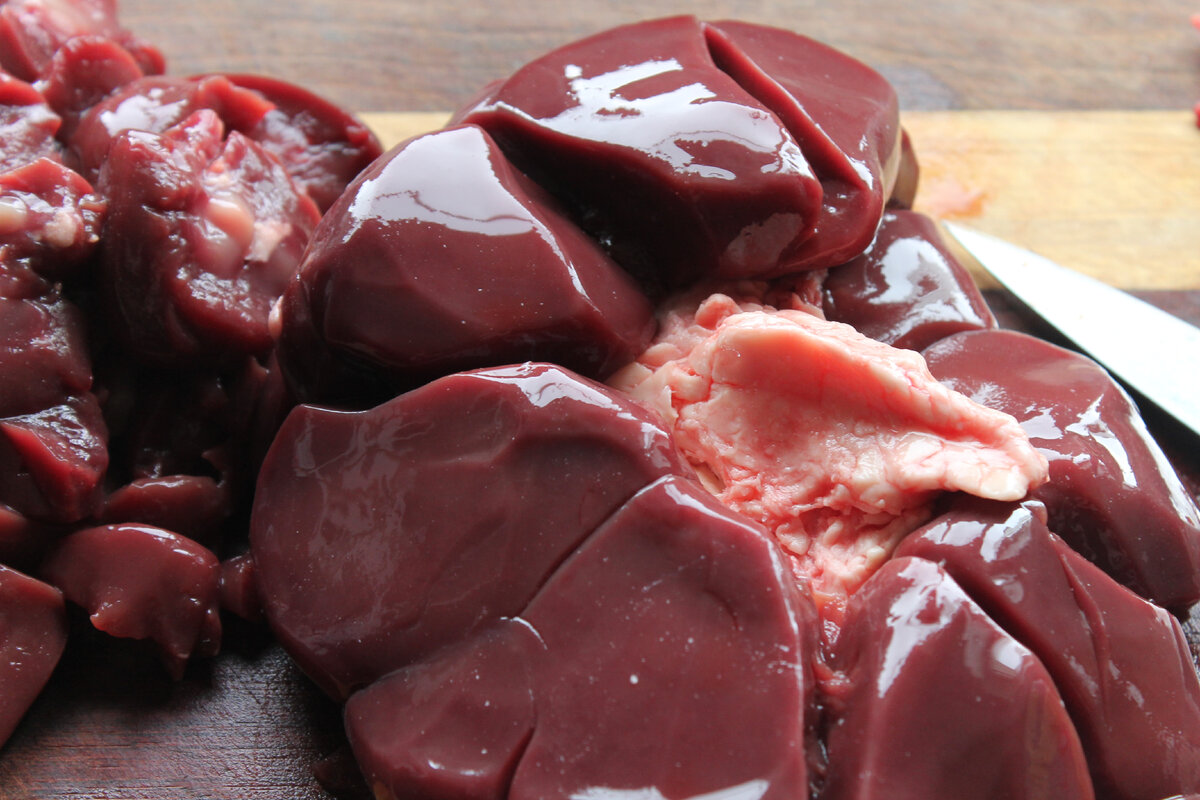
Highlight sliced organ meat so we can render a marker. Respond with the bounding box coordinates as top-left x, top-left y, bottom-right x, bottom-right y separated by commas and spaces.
822, 209, 996, 350
0, 71, 61, 171
345, 475, 815, 800
895, 498, 1200, 800
34, 34, 145, 142
69, 72, 380, 209
822, 556, 1094, 800
0, 563, 67, 748
611, 290, 1046, 626
276, 124, 655, 405
250, 363, 689, 699
218, 73, 384, 211
98, 108, 320, 365
923, 328, 1200, 608
0, 288, 91, 417
0, 157, 104, 279
456, 15, 825, 289
39, 522, 221, 679
705, 20, 902, 269
0, 0, 164, 82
